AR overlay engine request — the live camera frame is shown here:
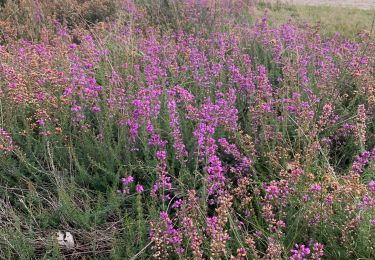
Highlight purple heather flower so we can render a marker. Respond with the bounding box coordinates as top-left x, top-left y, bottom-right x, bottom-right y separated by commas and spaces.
121, 176, 134, 185
135, 184, 144, 193
352, 148, 375, 174
311, 242, 324, 259
91, 106, 101, 112
310, 184, 322, 192
368, 181, 375, 192
71, 105, 81, 112
172, 199, 183, 208
290, 244, 311, 260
